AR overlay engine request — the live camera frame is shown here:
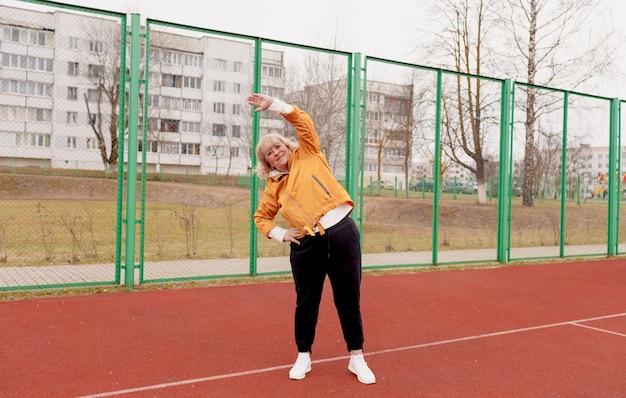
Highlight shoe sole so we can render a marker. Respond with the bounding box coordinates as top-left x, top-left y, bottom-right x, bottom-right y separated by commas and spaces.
289, 365, 311, 380
348, 364, 376, 384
